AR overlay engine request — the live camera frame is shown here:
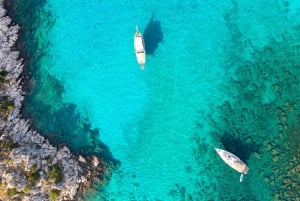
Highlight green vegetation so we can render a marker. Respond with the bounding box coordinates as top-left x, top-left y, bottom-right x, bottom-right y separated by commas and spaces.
47, 164, 63, 183
0, 97, 14, 109
0, 70, 9, 77
7, 187, 18, 199
0, 76, 5, 84
44, 155, 51, 161
0, 96, 14, 117
27, 171, 40, 185
4, 138, 17, 149
49, 189, 61, 201
6, 157, 11, 164
0, 70, 13, 117
0, 70, 8, 84
22, 186, 31, 194
0, 137, 19, 151
26, 163, 40, 185
30, 164, 37, 173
